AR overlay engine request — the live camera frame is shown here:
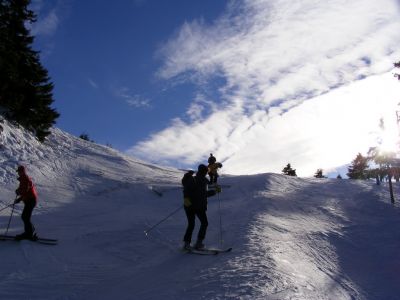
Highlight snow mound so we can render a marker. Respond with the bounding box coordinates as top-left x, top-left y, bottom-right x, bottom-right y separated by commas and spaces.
0, 119, 180, 209
1, 120, 400, 299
